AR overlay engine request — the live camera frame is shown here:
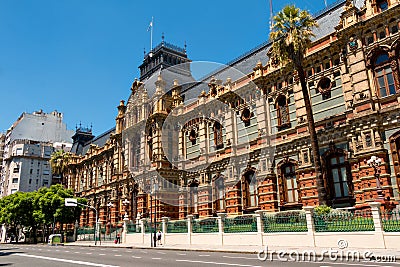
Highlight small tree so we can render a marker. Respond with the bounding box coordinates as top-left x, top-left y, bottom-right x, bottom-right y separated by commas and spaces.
269, 5, 327, 205
50, 150, 70, 185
